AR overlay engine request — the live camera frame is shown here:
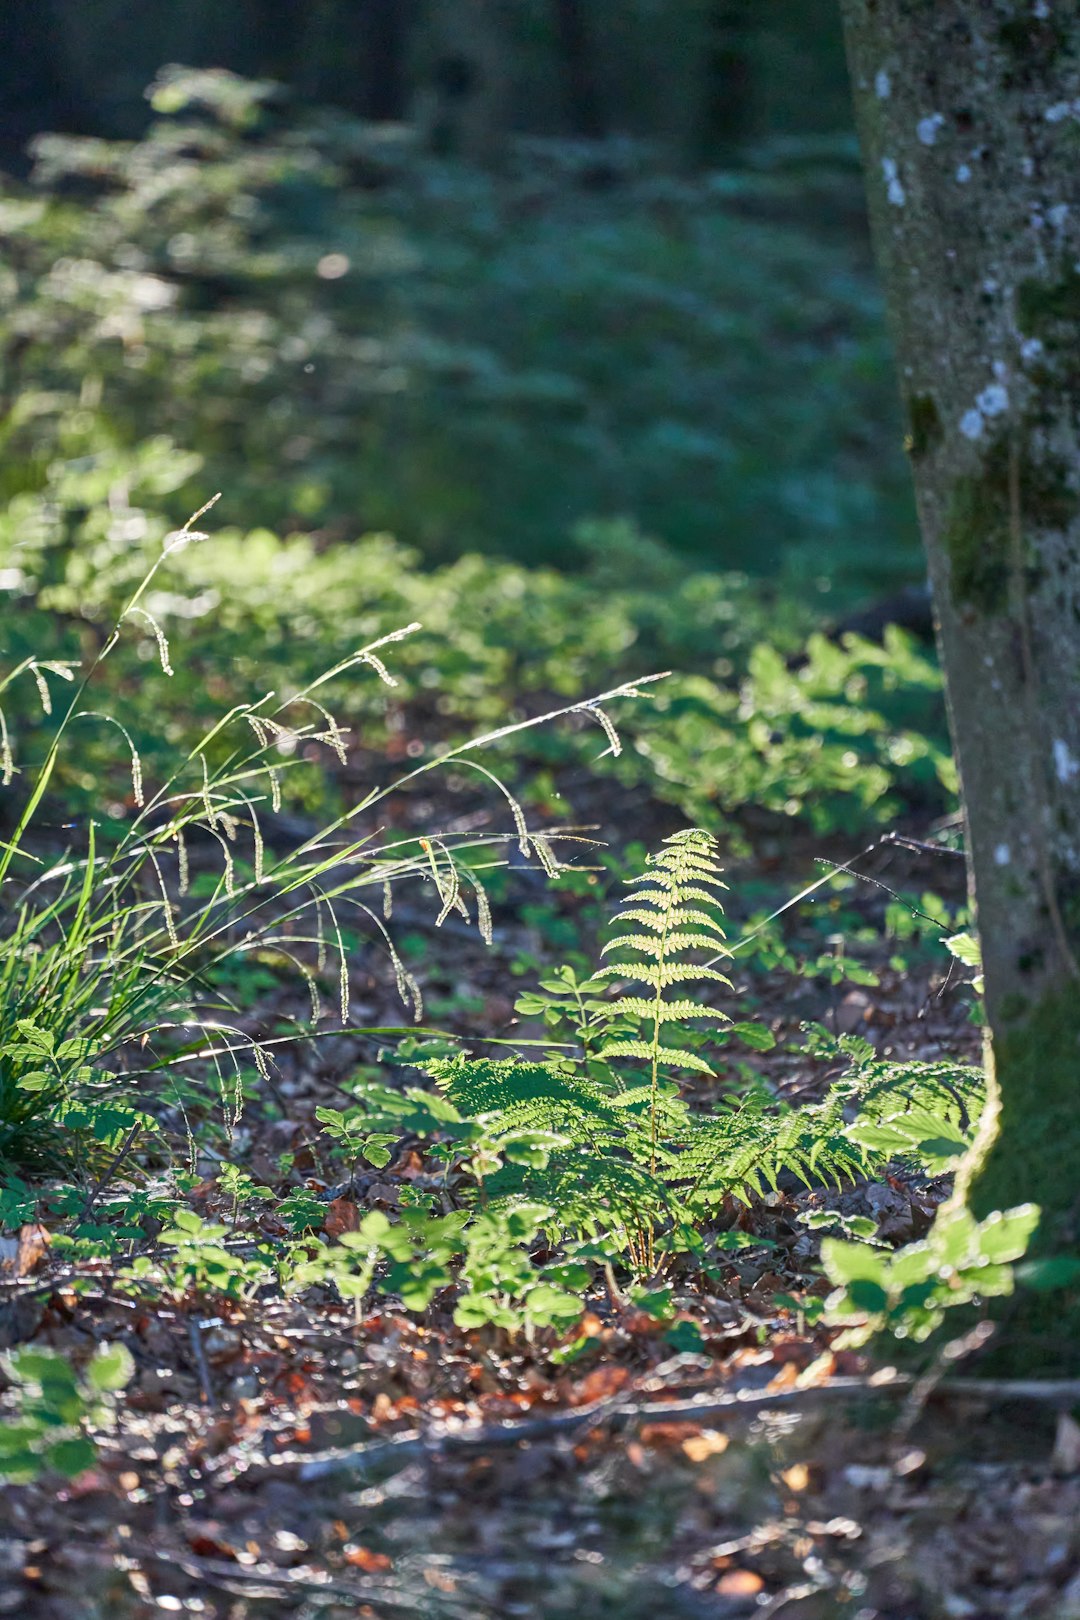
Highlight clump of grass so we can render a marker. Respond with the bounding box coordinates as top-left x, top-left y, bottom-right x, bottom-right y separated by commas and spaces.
0, 501, 661, 1174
